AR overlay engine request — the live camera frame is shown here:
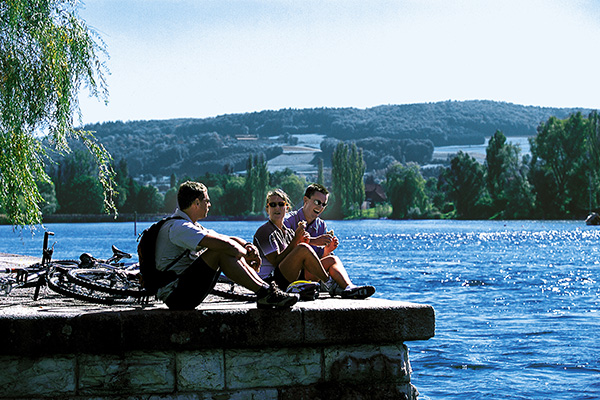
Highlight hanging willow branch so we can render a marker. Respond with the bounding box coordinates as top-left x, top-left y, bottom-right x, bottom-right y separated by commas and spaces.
0, 0, 115, 226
